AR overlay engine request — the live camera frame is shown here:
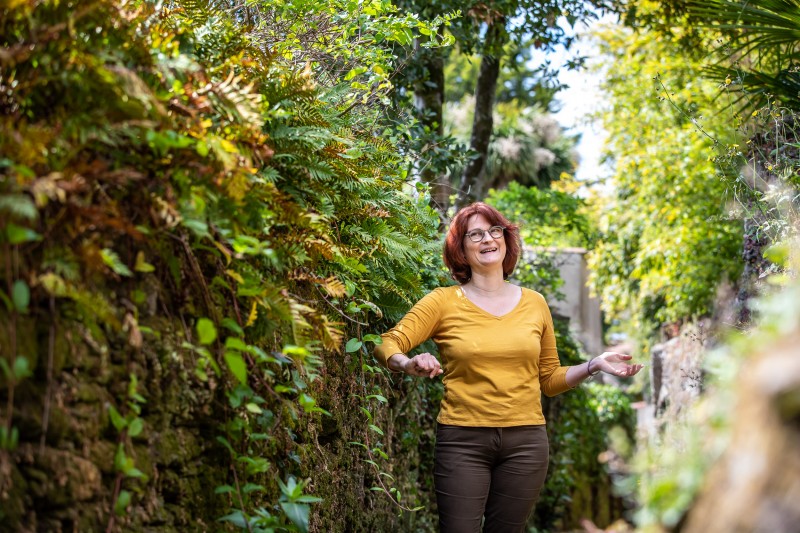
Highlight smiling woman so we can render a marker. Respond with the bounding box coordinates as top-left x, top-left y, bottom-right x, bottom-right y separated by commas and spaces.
374, 202, 644, 532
